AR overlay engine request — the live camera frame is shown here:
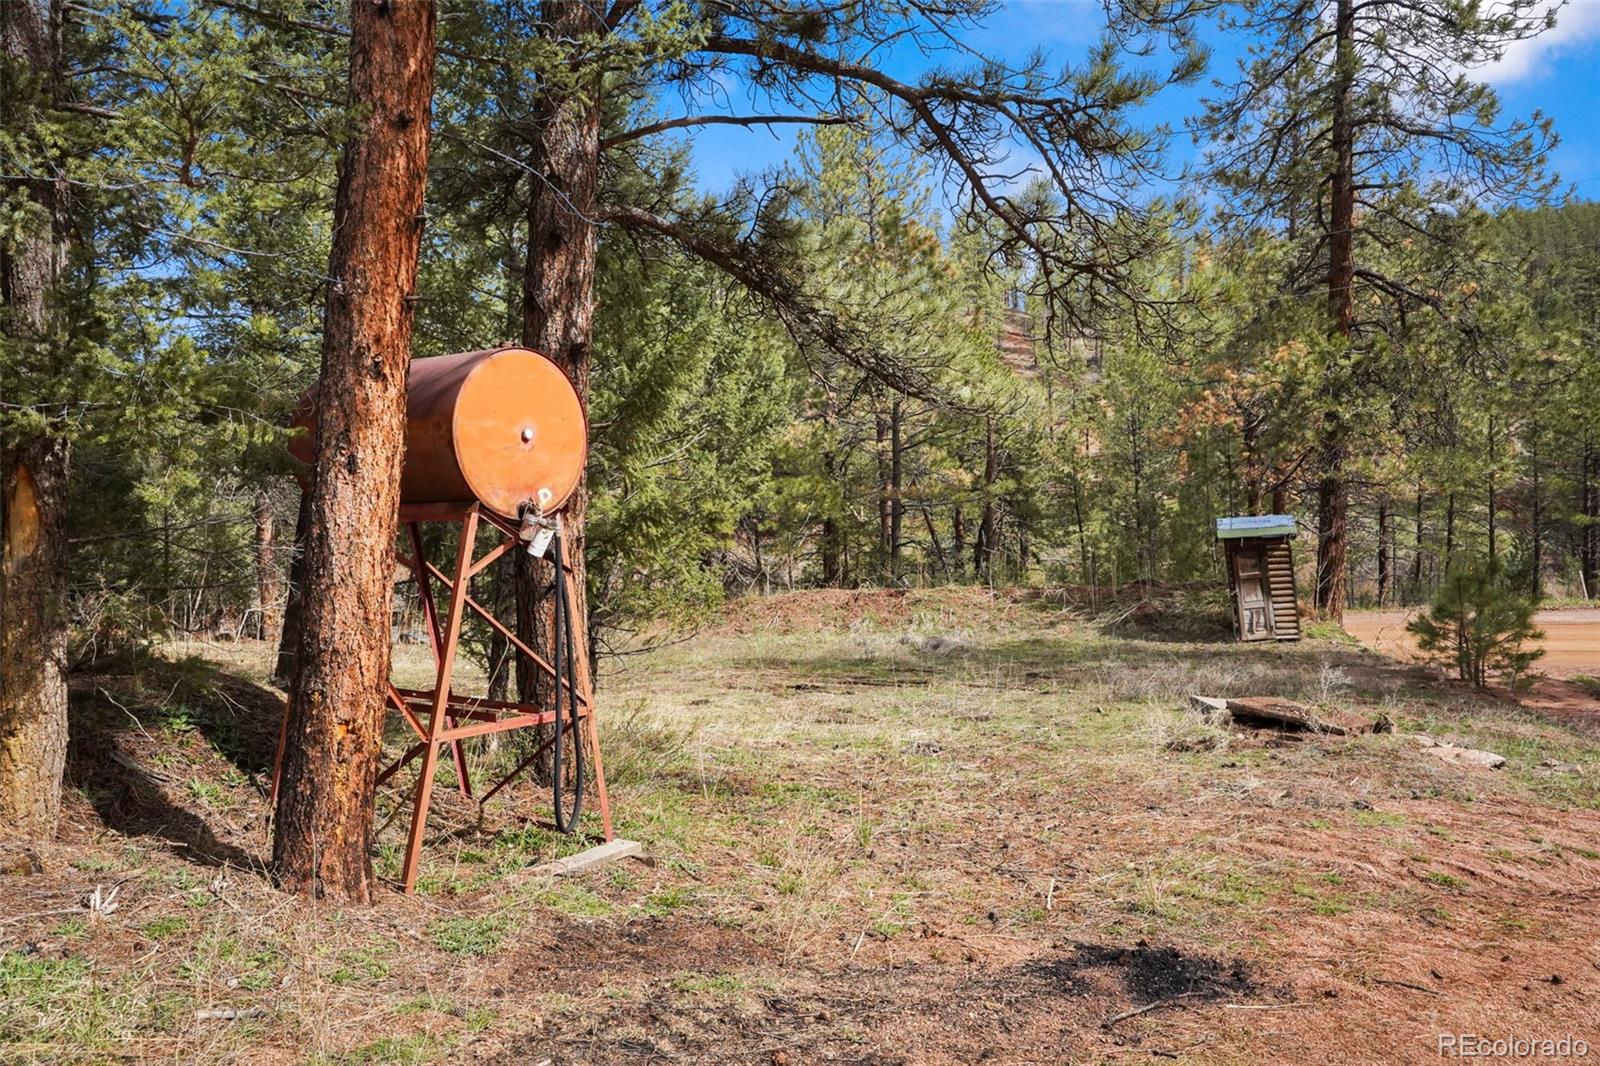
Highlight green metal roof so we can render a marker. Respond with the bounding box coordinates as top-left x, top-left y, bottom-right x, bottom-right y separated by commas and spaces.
1215, 514, 1297, 540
